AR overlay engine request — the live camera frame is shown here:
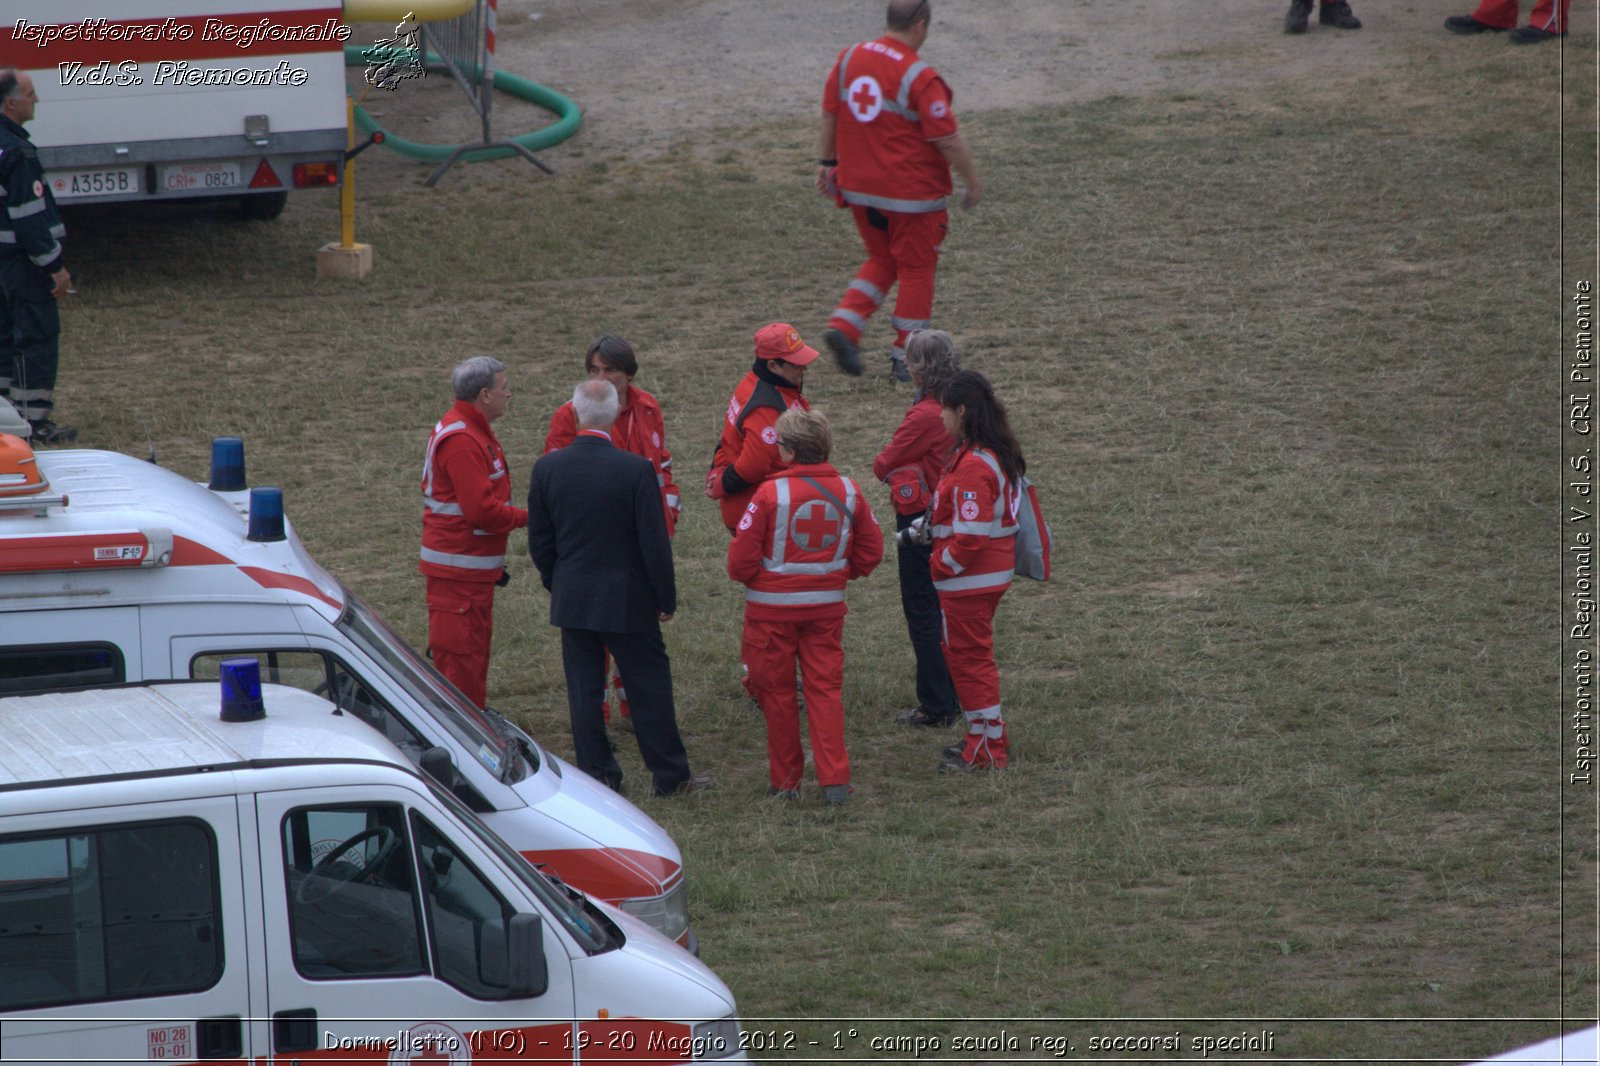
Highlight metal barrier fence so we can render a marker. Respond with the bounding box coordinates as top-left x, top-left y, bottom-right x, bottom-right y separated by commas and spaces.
421, 0, 493, 145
